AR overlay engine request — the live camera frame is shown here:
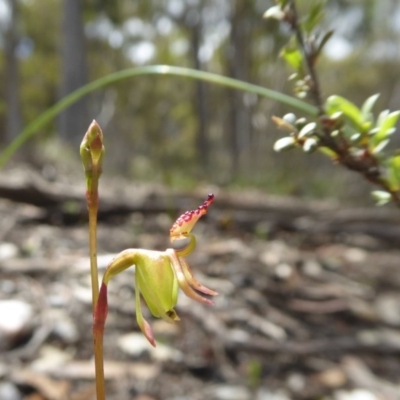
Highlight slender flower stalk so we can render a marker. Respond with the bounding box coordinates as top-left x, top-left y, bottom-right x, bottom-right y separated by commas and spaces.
80, 120, 105, 400
80, 120, 105, 309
